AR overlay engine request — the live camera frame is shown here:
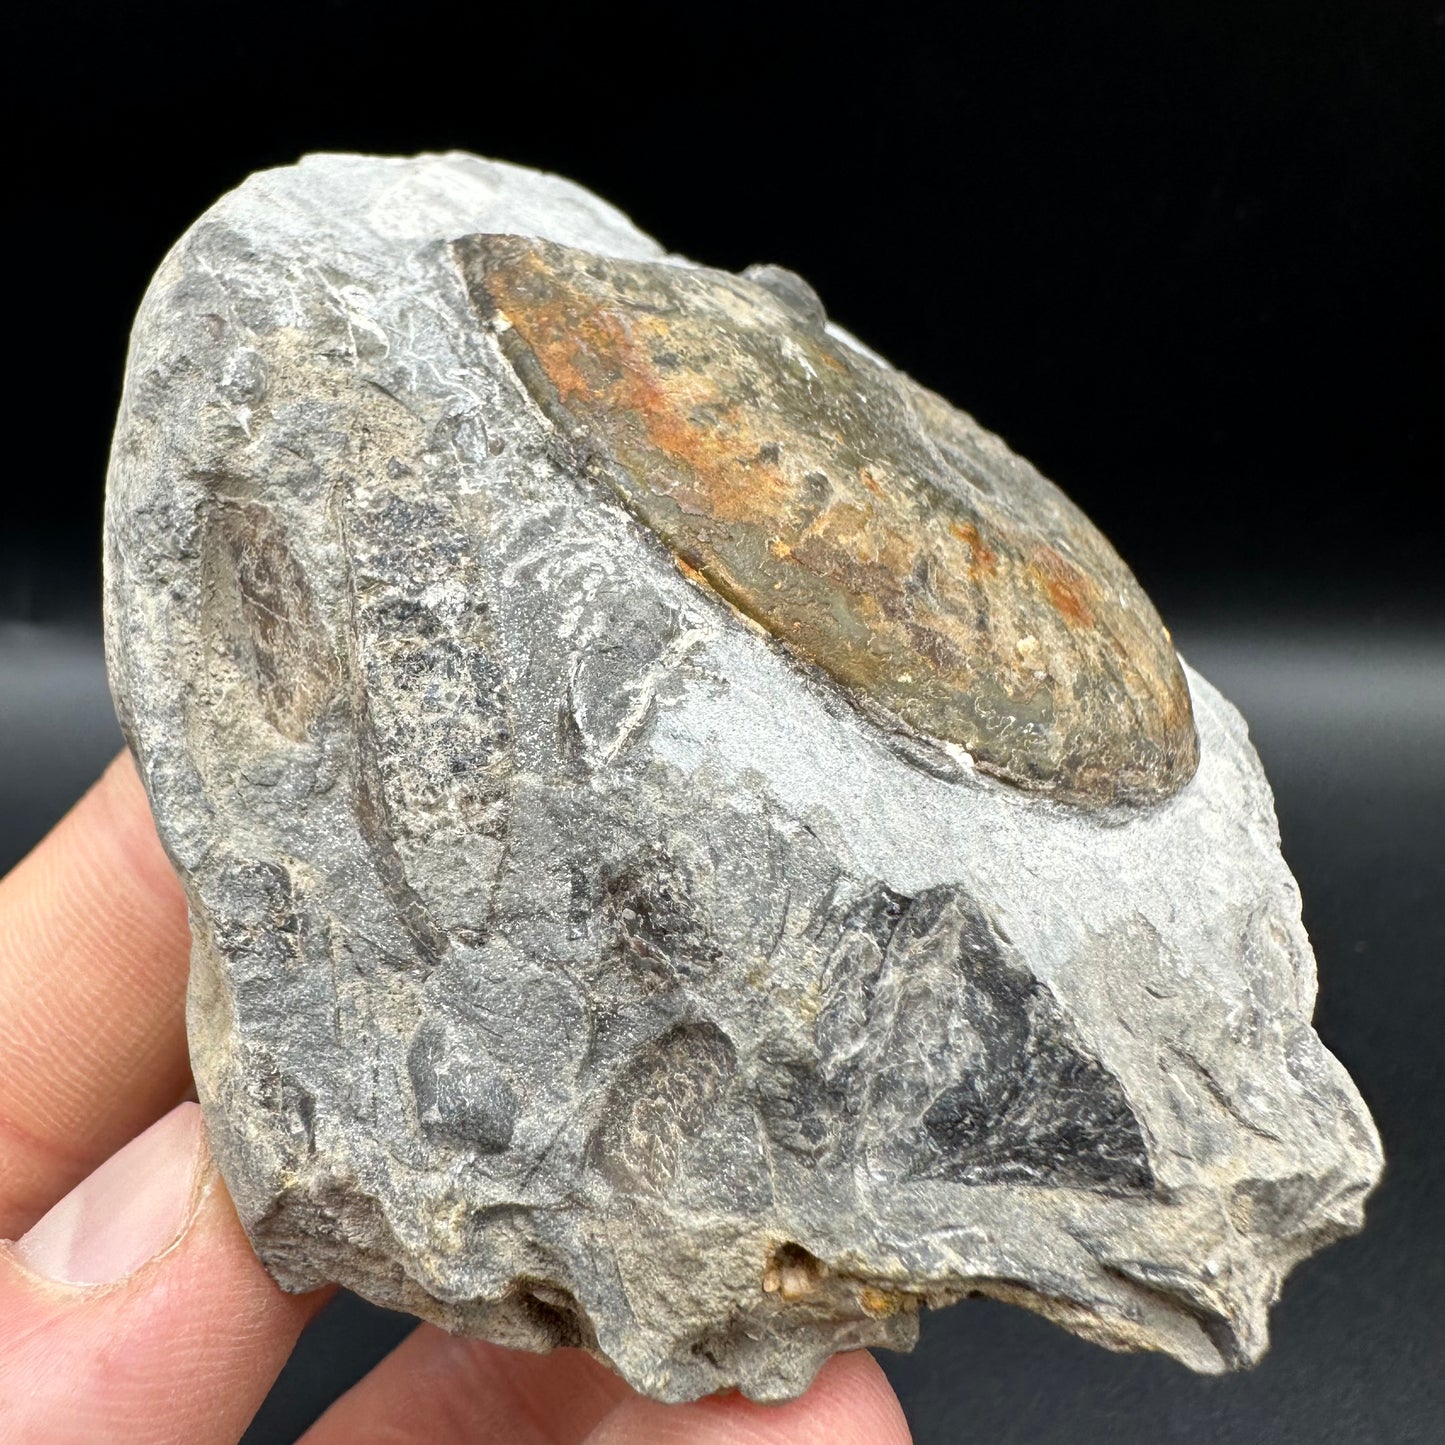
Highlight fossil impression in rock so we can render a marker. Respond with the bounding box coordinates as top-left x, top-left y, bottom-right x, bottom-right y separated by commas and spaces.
103, 153, 1382, 1403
